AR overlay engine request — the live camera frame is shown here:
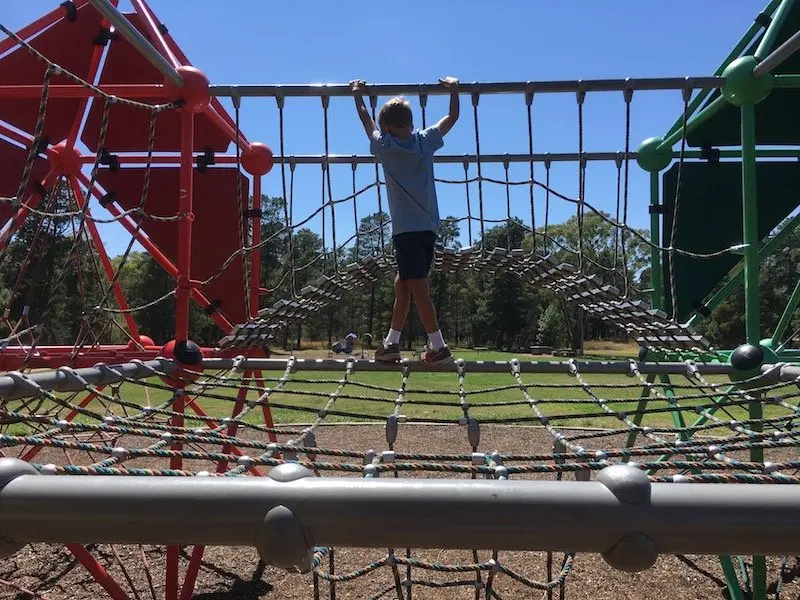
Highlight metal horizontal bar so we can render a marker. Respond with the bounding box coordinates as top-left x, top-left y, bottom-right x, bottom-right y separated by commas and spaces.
210, 77, 726, 99
0, 359, 175, 401
200, 357, 733, 376
281, 152, 637, 165
774, 73, 800, 87
87, 0, 184, 88
1, 461, 800, 572
77, 148, 800, 167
